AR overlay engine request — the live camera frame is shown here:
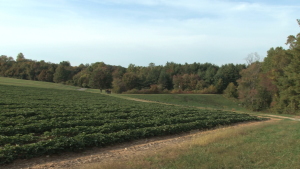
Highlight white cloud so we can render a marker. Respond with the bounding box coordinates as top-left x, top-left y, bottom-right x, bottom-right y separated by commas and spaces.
0, 0, 300, 66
